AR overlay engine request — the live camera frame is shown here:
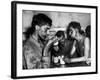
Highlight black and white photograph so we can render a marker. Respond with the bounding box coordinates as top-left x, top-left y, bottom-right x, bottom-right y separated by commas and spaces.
11, 1, 97, 79
22, 10, 91, 69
